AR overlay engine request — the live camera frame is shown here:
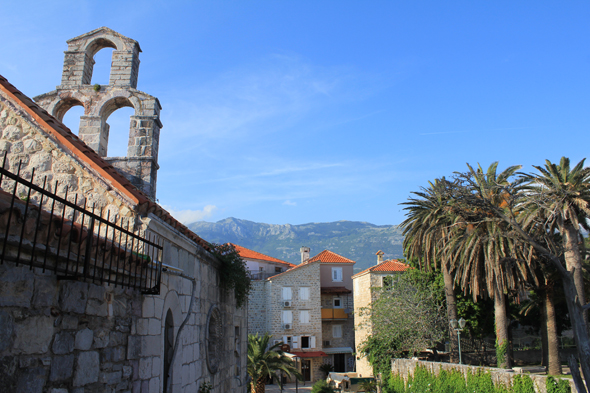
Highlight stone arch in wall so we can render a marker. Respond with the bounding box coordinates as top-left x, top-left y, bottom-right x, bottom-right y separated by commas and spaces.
161, 289, 182, 393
